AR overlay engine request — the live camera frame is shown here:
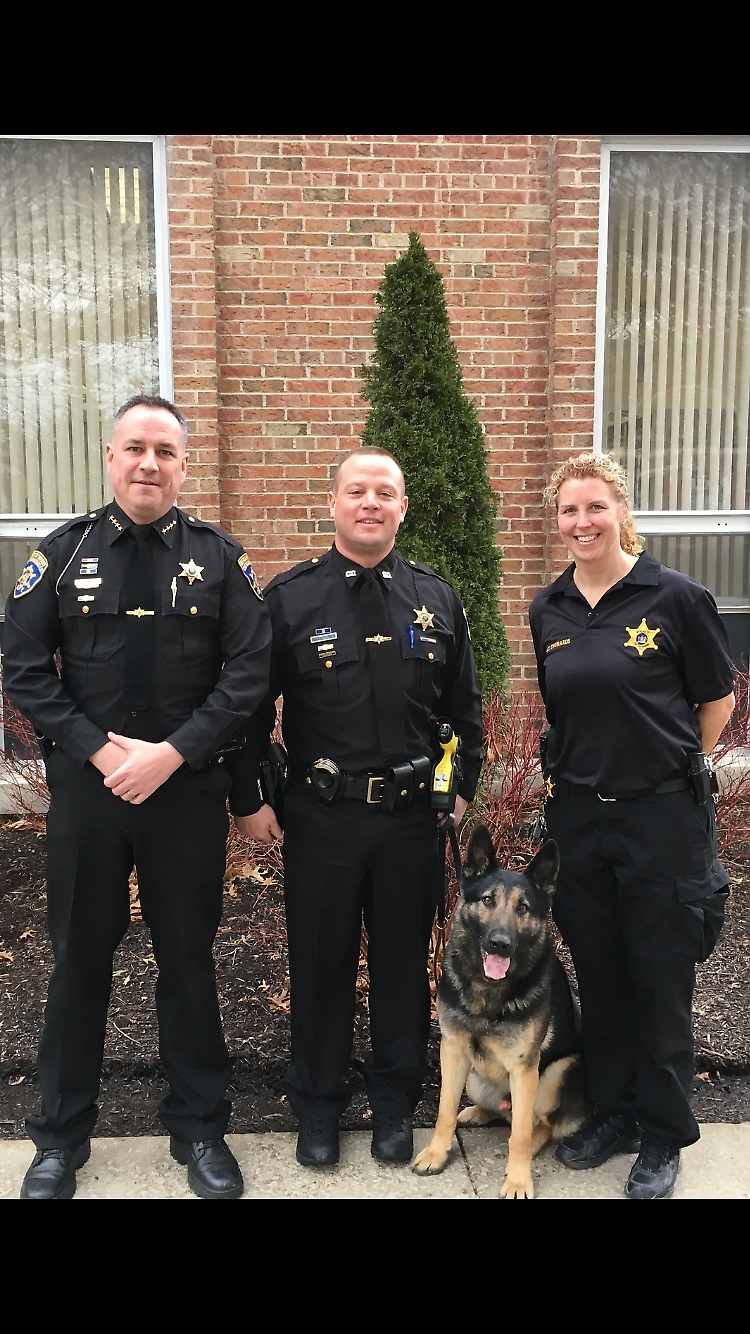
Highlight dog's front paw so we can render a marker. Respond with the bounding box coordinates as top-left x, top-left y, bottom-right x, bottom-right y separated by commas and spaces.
411, 1141, 450, 1175
499, 1171, 535, 1199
